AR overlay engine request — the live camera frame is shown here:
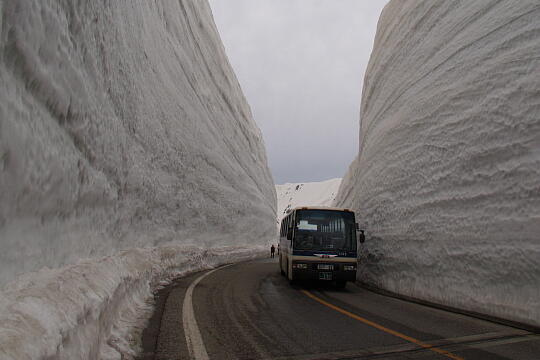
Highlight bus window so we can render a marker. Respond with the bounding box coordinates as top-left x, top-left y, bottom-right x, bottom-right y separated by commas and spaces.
294, 209, 356, 251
